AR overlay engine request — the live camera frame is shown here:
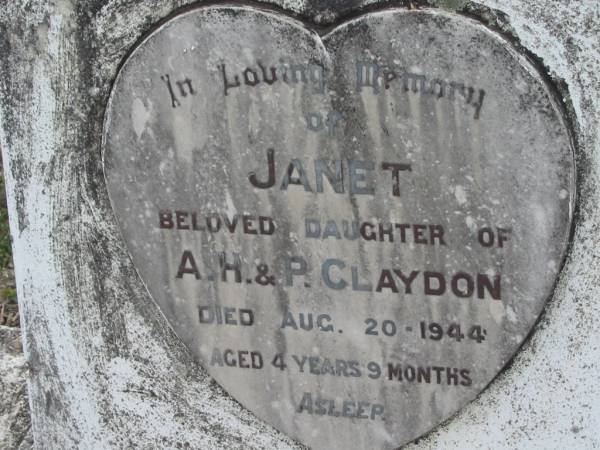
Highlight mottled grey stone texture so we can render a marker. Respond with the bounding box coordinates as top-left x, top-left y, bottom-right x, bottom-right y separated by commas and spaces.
0, 326, 32, 450
0, 0, 598, 449
103, 7, 573, 450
